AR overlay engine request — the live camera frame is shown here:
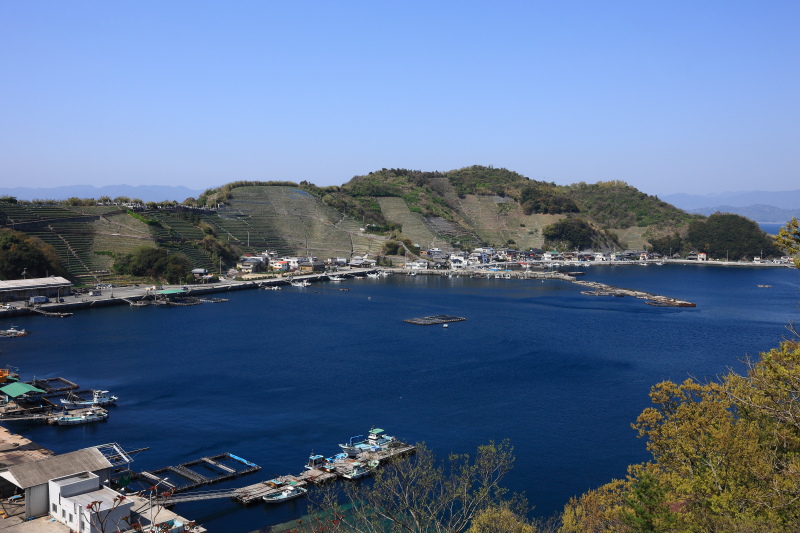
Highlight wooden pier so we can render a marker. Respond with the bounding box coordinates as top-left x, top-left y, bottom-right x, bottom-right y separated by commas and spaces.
233, 475, 308, 505
230, 442, 417, 505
